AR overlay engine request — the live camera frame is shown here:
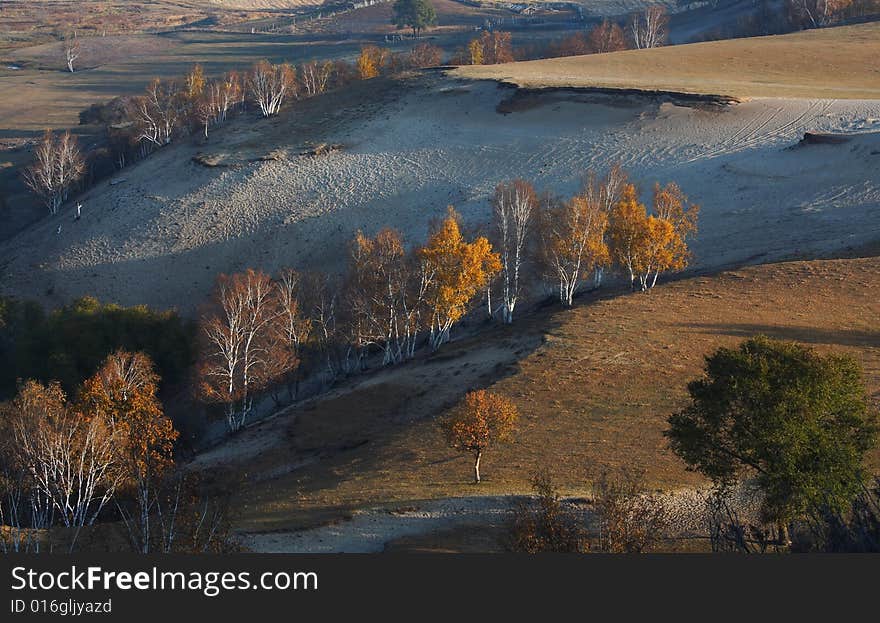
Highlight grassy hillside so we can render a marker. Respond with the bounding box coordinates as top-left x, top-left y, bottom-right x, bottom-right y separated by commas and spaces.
453, 22, 880, 99
203, 255, 880, 532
